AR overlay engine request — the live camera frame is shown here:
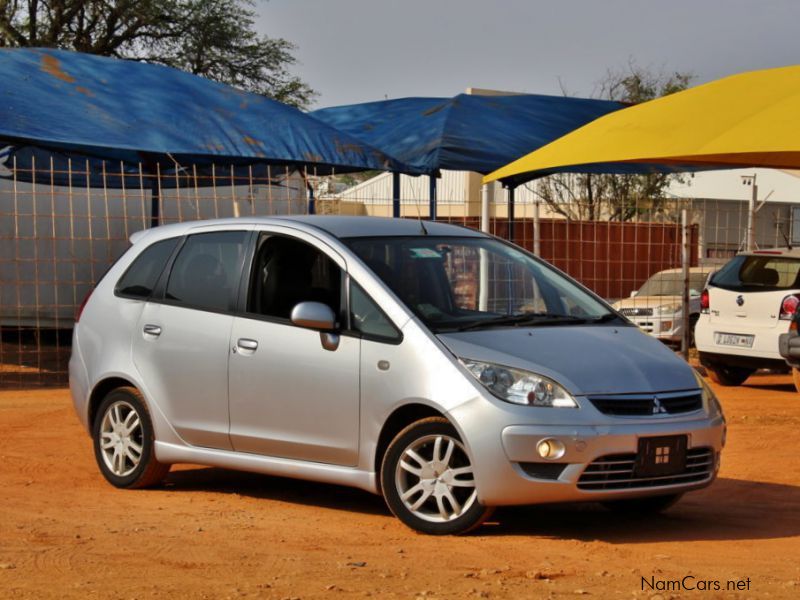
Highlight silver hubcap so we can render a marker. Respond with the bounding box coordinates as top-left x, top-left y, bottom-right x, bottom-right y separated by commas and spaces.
395, 434, 477, 523
99, 400, 143, 477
